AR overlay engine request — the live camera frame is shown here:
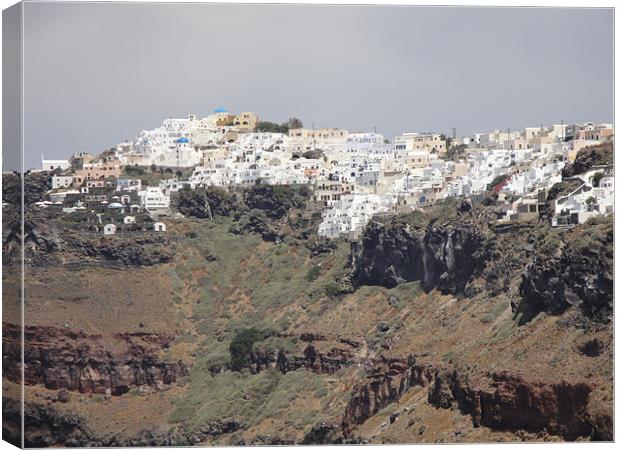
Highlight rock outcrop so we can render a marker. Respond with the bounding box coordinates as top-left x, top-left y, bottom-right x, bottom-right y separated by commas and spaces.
2, 397, 239, 448
352, 212, 494, 294
63, 233, 174, 266
427, 371, 595, 441
519, 218, 613, 323
249, 344, 354, 375
2, 323, 188, 395
561, 141, 613, 177
341, 357, 609, 441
